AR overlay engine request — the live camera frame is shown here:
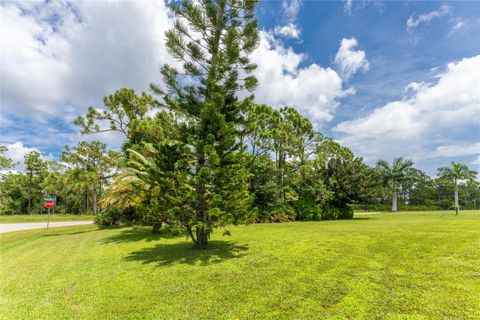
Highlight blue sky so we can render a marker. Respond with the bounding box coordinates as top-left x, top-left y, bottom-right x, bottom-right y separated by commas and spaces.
1, 0, 479, 175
